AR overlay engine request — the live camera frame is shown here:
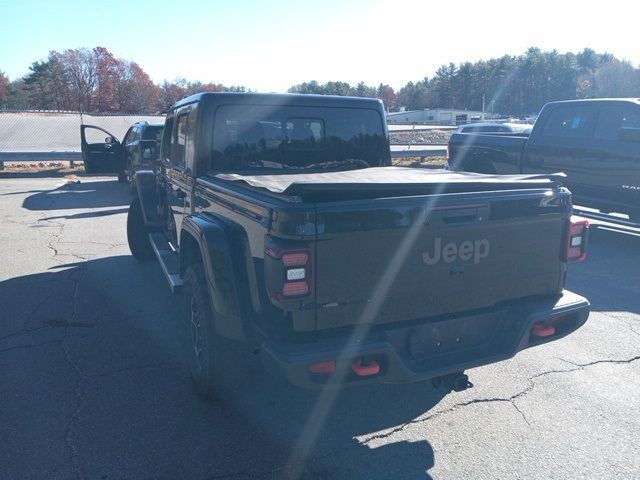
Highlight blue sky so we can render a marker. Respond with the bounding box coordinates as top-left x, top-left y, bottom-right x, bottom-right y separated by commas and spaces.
2, 0, 639, 92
